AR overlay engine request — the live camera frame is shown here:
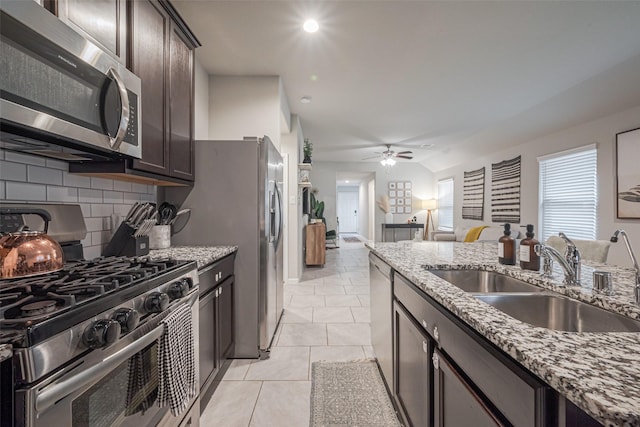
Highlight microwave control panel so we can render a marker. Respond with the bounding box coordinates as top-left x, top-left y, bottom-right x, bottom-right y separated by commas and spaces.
123, 90, 138, 146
